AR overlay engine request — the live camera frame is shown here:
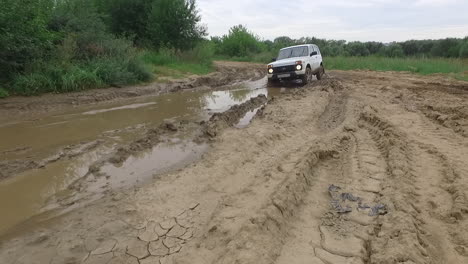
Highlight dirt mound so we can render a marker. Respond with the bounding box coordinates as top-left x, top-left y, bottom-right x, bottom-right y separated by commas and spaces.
202, 94, 268, 137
